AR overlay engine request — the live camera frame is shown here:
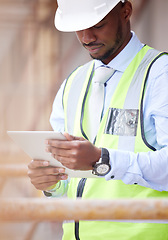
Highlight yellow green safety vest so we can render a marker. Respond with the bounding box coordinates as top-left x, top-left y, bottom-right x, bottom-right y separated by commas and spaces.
62, 45, 168, 240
